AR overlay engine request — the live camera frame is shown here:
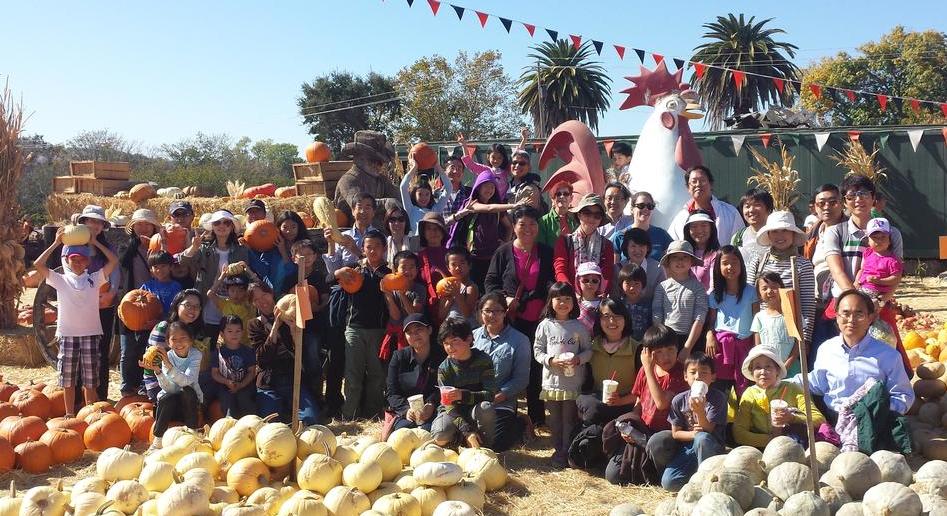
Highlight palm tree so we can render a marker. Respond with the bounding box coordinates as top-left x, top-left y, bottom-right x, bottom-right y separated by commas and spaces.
690, 14, 801, 129
517, 40, 611, 137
